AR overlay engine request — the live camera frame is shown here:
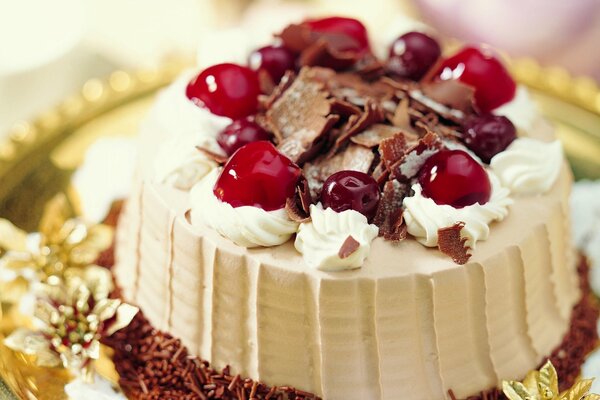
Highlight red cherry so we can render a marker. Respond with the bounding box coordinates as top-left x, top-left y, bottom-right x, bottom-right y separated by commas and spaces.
186, 63, 260, 119
214, 141, 301, 211
321, 170, 380, 220
418, 149, 491, 208
304, 16, 370, 53
217, 118, 271, 156
388, 31, 441, 81
435, 47, 516, 113
248, 45, 296, 84
463, 115, 517, 163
